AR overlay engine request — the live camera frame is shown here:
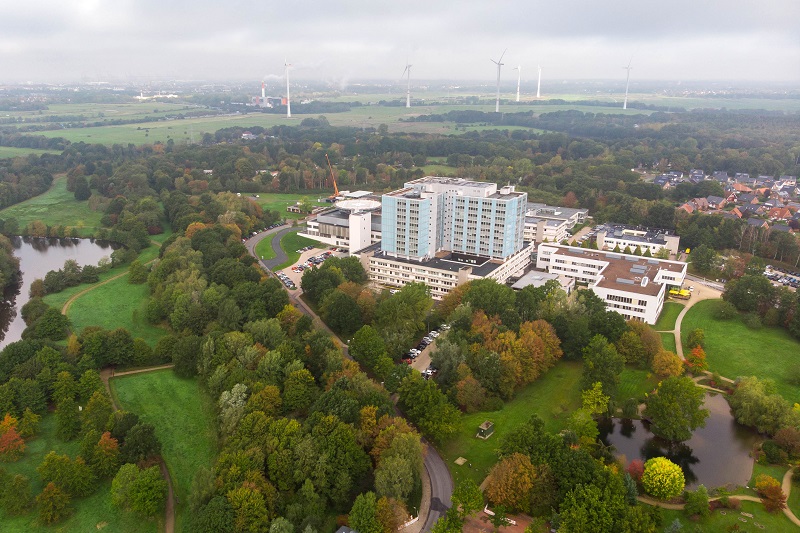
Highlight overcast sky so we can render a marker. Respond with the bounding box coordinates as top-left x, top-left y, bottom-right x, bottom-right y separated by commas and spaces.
1, 0, 799, 84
